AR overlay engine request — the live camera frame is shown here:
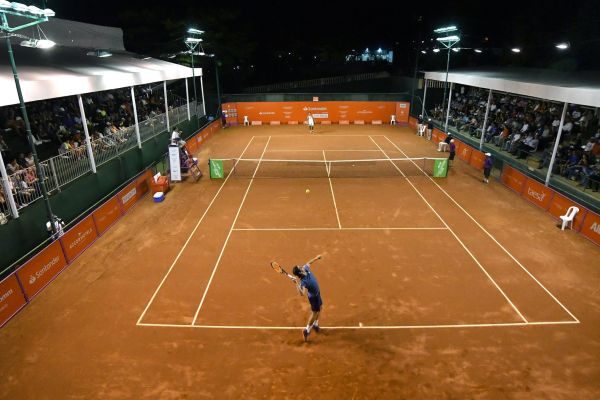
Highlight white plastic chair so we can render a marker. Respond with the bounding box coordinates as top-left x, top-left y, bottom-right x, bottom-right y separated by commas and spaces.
390, 115, 396, 125
559, 206, 579, 230
418, 125, 426, 136
243, 116, 249, 126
